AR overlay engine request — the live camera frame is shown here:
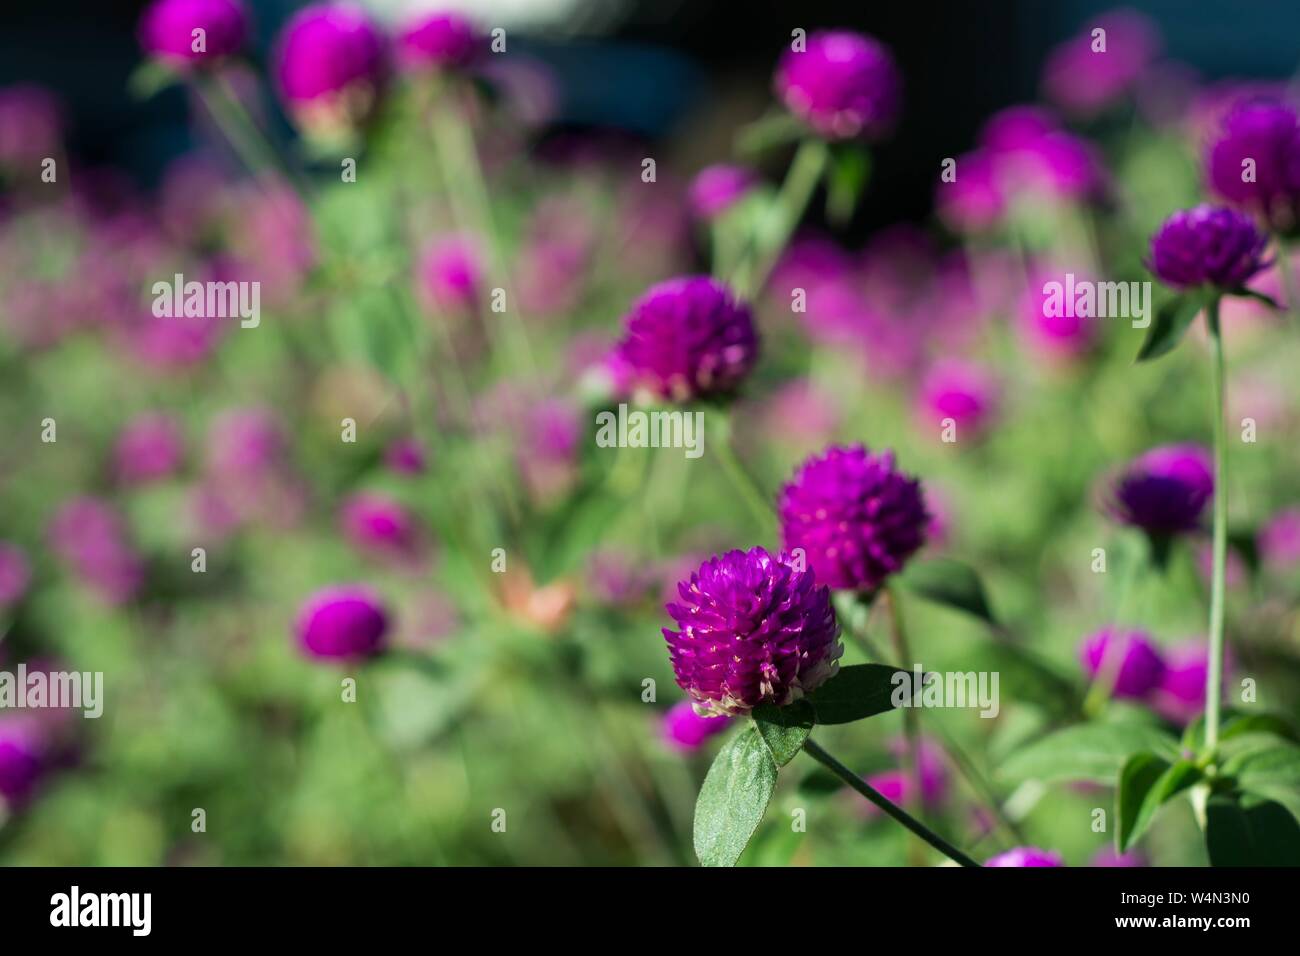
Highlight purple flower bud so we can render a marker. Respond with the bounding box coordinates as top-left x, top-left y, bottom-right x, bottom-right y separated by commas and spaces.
661, 700, 733, 751
1148, 205, 1270, 290
663, 547, 842, 717
1041, 11, 1160, 119
1206, 98, 1300, 233
338, 492, 424, 564
1151, 639, 1230, 725
0, 542, 31, 609
774, 30, 901, 141
1079, 628, 1166, 699
1108, 443, 1214, 536
617, 276, 759, 402
418, 234, 483, 313
935, 150, 1005, 233
295, 585, 389, 661
1020, 264, 1099, 359
779, 444, 928, 593
114, 413, 184, 485
916, 360, 999, 440
395, 12, 479, 72
688, 164, 758, 221
982, 106, 1105, 202
138, 0, 248, 66
48, 497, 144, 605
384, 437, 427, 476
1259, 507, 1300, 570
273, 3, 387, 136
986, 846, 1064, 867
0, 717, 46, 807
